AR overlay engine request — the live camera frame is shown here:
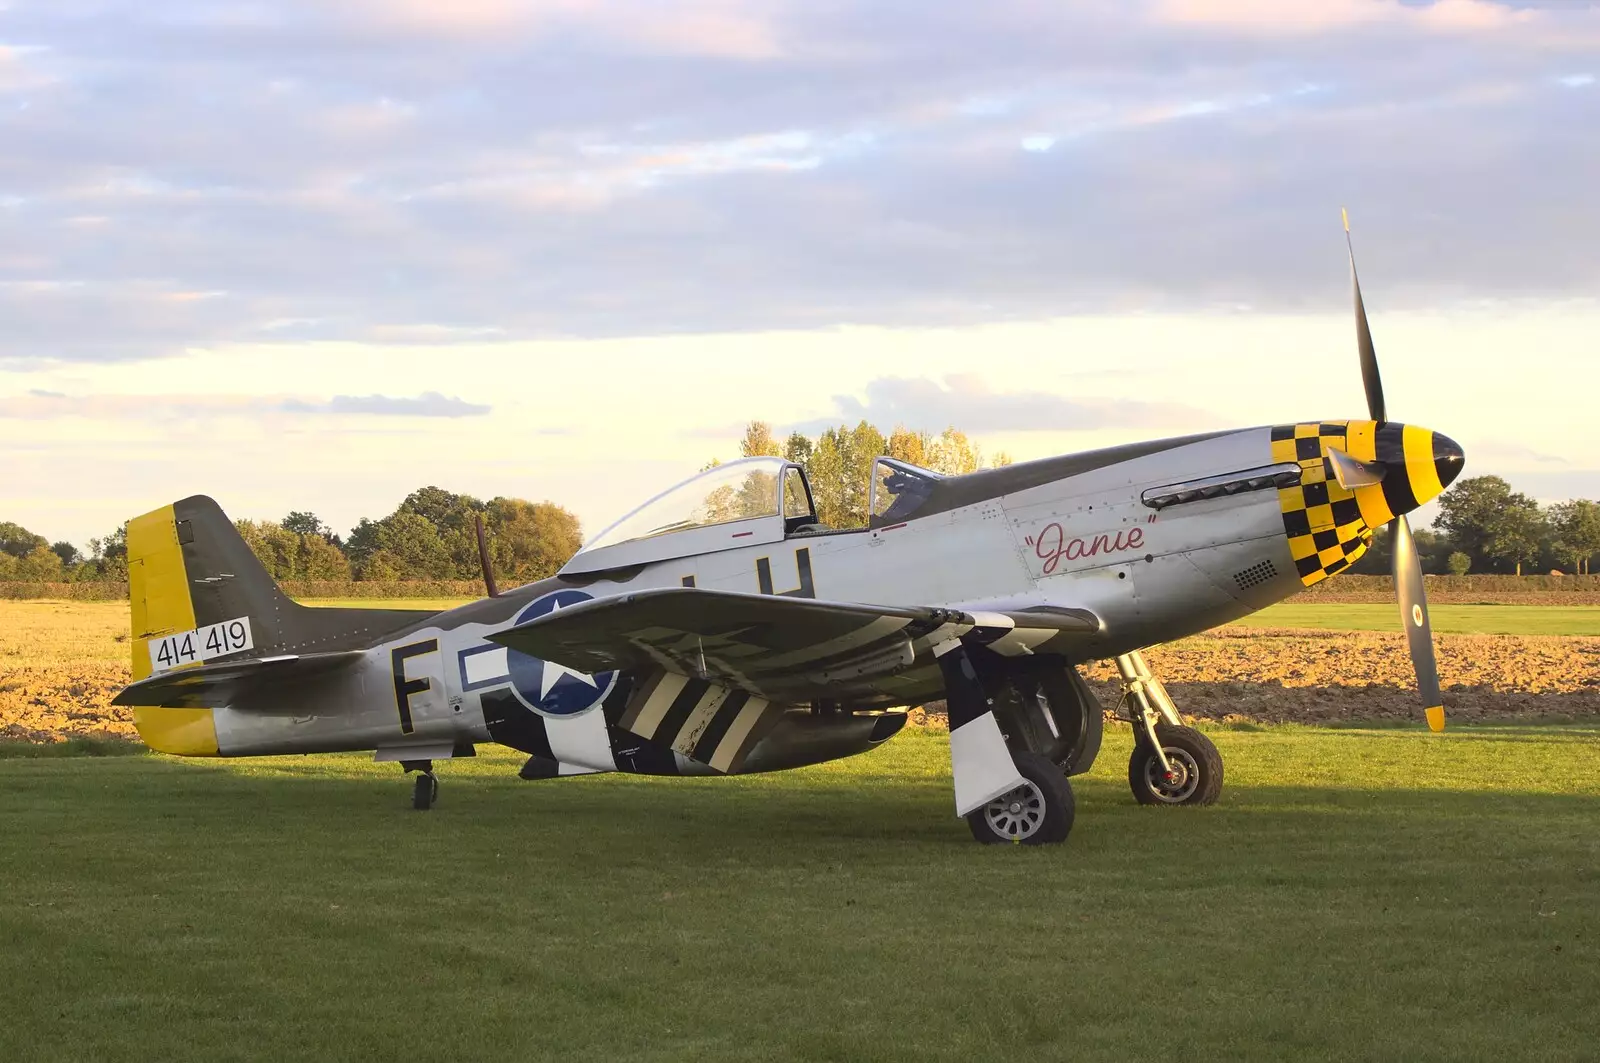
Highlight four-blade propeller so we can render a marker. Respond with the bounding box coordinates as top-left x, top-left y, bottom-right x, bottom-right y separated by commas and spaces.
1343, 209, 1446, 733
